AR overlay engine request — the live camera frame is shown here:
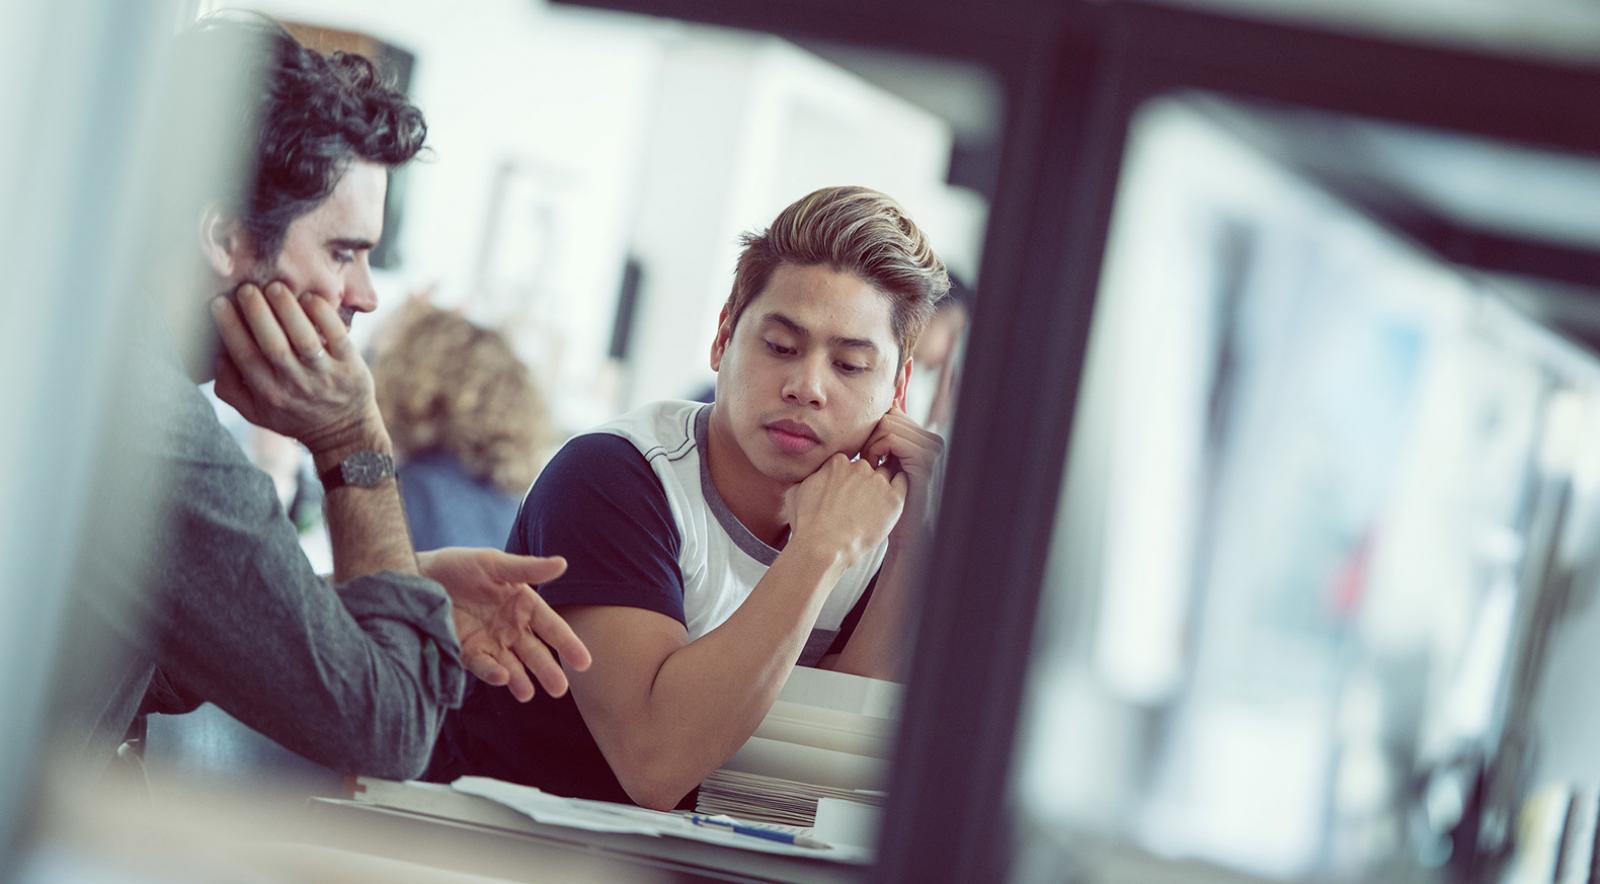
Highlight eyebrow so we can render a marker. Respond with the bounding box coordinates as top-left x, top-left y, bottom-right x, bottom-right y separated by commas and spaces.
761, 312, 882, 355
326, 237, 377, 251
